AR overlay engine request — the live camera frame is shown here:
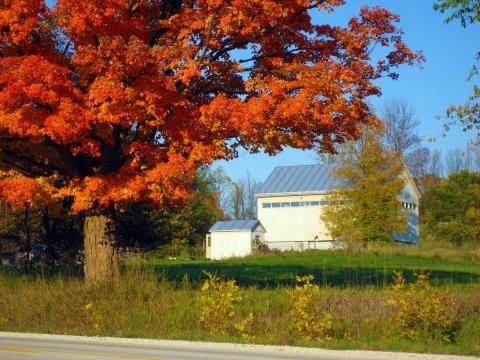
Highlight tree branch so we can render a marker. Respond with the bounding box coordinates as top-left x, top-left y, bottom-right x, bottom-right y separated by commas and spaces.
198, 14, 217, 63
209, 0, 326, 62
237, 48, 301, 64
148, 0, 183, 47
0, 147, 67, 177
